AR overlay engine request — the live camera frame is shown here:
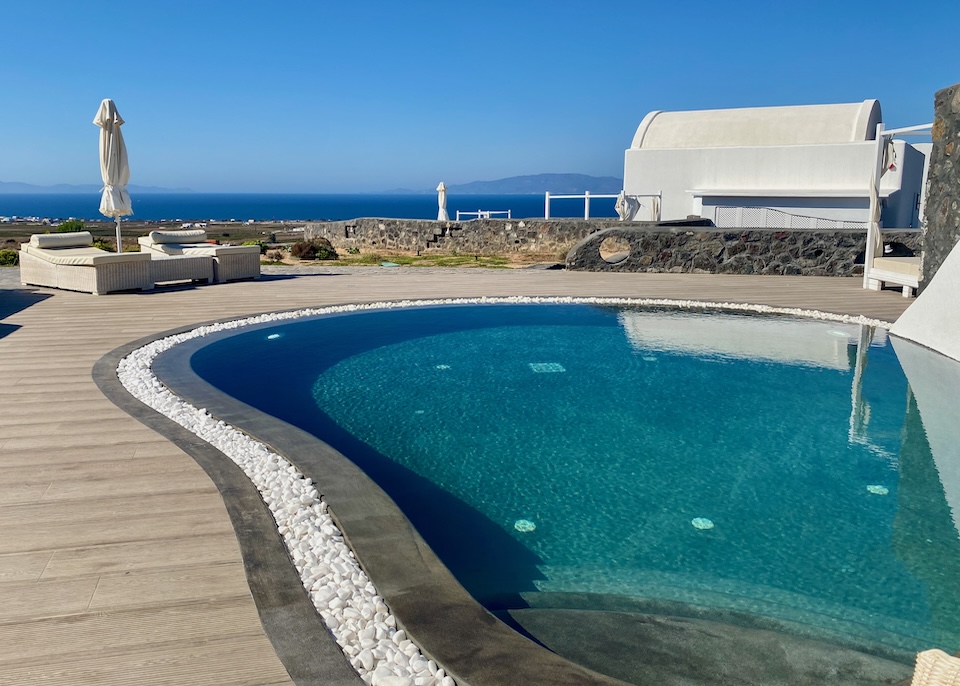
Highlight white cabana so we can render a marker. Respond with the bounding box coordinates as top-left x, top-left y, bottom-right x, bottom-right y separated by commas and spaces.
622, 100, 928, 230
